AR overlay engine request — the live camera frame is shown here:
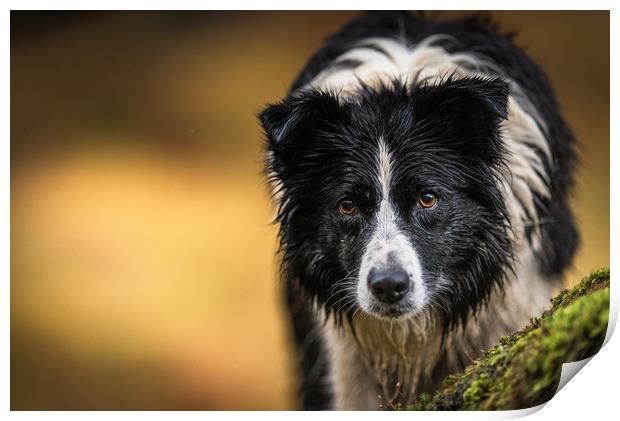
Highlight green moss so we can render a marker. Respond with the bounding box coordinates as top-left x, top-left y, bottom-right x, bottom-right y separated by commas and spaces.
408, 268, 610, 411
550, 267, 609, 310
408, 393, 433, 410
